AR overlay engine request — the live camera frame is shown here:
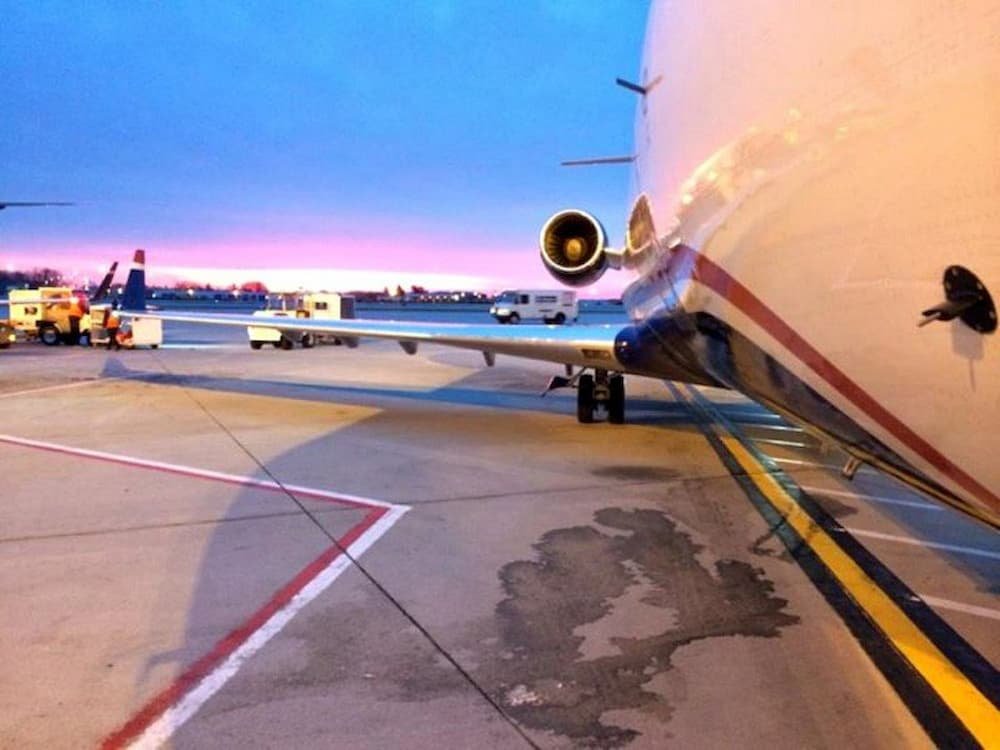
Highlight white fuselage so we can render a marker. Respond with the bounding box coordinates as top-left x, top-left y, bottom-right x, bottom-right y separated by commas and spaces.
625, 1, 1000, 525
